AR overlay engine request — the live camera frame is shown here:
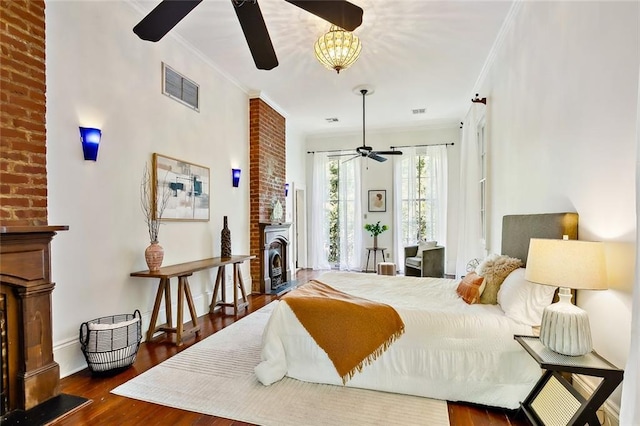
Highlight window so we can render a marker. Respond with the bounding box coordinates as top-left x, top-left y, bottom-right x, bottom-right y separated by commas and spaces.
310, 153, 362, 271
478, 119, 487, 249
396, 146, 448, 248
327, 158, 340, 265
